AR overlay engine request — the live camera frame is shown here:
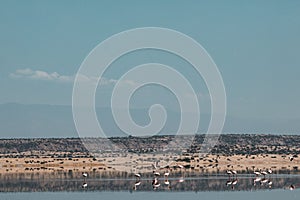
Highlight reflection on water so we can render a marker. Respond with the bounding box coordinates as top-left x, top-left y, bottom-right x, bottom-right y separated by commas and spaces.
0, 171, 299, 192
